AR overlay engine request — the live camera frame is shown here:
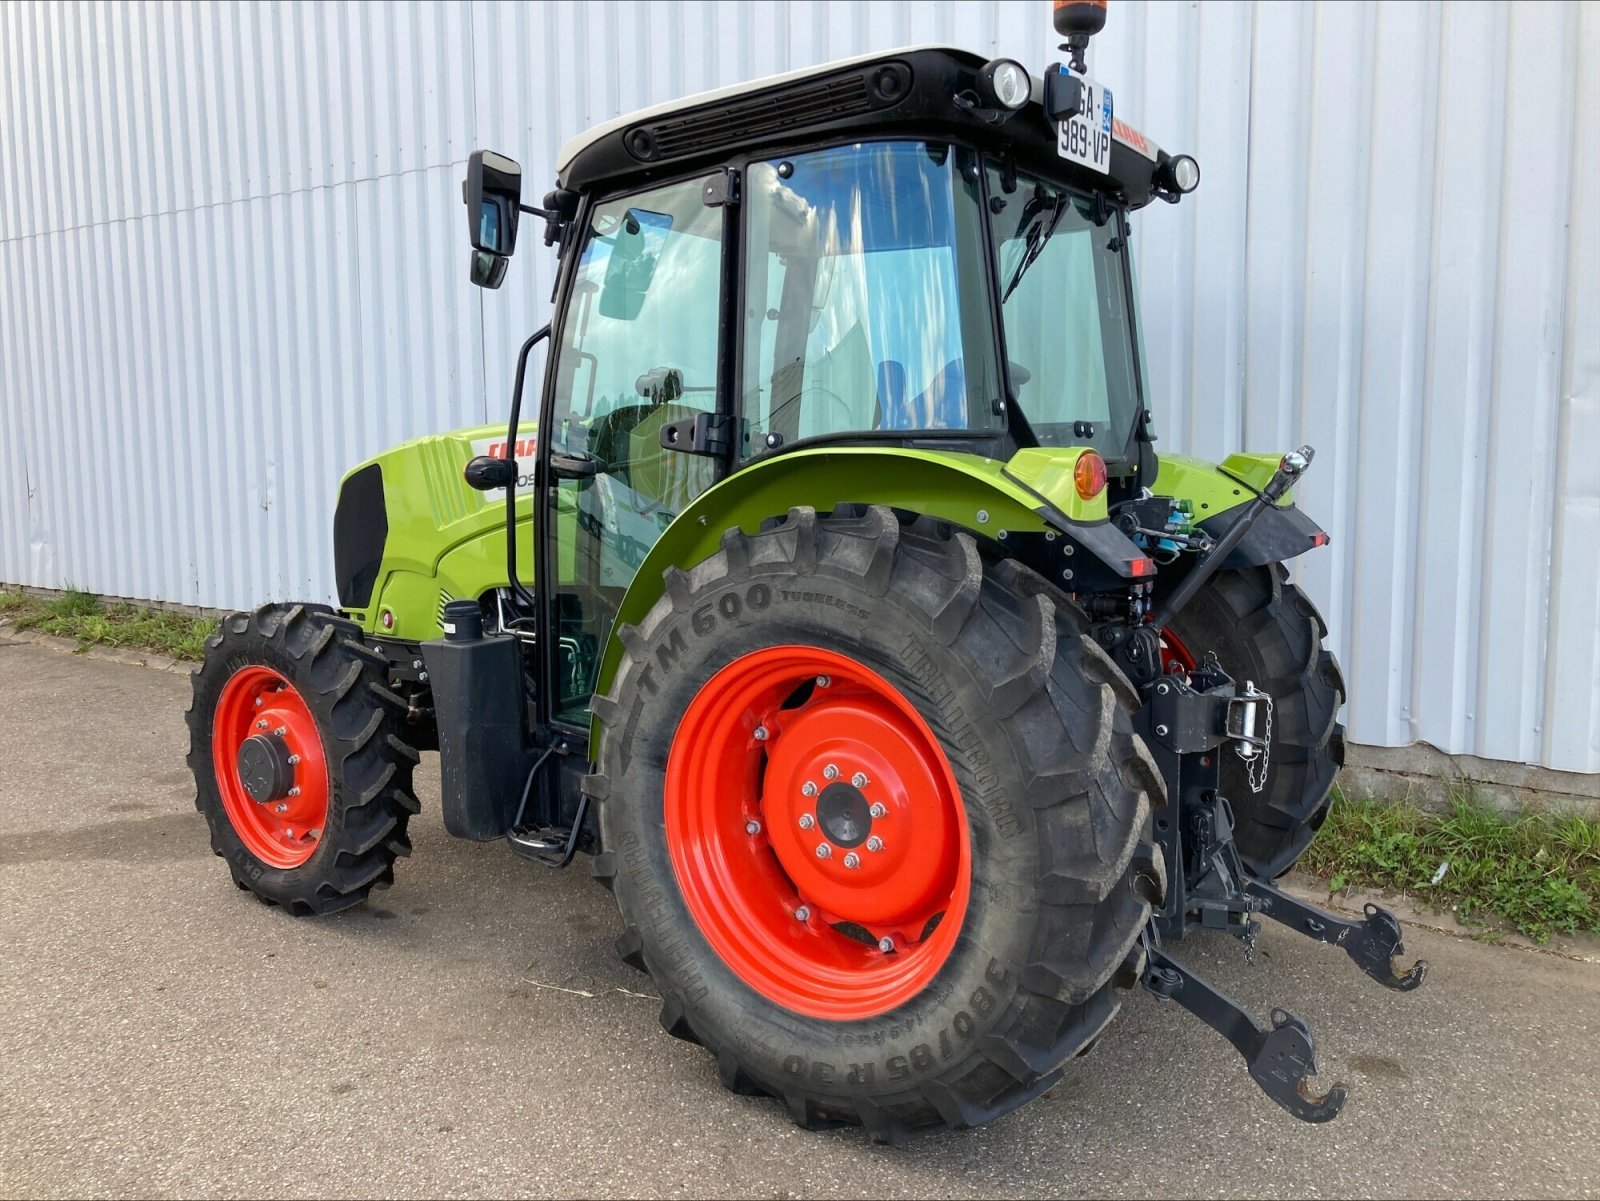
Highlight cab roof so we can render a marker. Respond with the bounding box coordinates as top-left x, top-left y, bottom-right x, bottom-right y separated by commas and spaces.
554, 45, 1170, 208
